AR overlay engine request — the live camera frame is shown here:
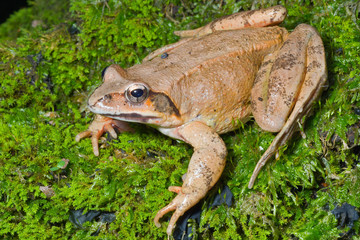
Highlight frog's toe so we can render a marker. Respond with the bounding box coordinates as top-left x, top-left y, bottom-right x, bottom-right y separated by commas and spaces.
154, 189, 190, 231
75, 129, 102, 156
75, 130, 92, 142
75, 115, 134, 156
89, 121, 121, 156
154, 201, 177, 228
154, 187, 202, 235
91, 134, 101, 156
163, 192, 194, 235
168, 186, 182, 194
103, 123, 118, 139
167, 208, 184, 236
